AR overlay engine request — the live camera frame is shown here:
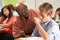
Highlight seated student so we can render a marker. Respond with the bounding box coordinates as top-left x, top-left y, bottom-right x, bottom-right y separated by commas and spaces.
55, 8, 60, 29
32, 3, 60, 40
0, 32, 14, 40
12, 3, 40, 38
55, 8, 60, 23
0, 5, 16, 35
